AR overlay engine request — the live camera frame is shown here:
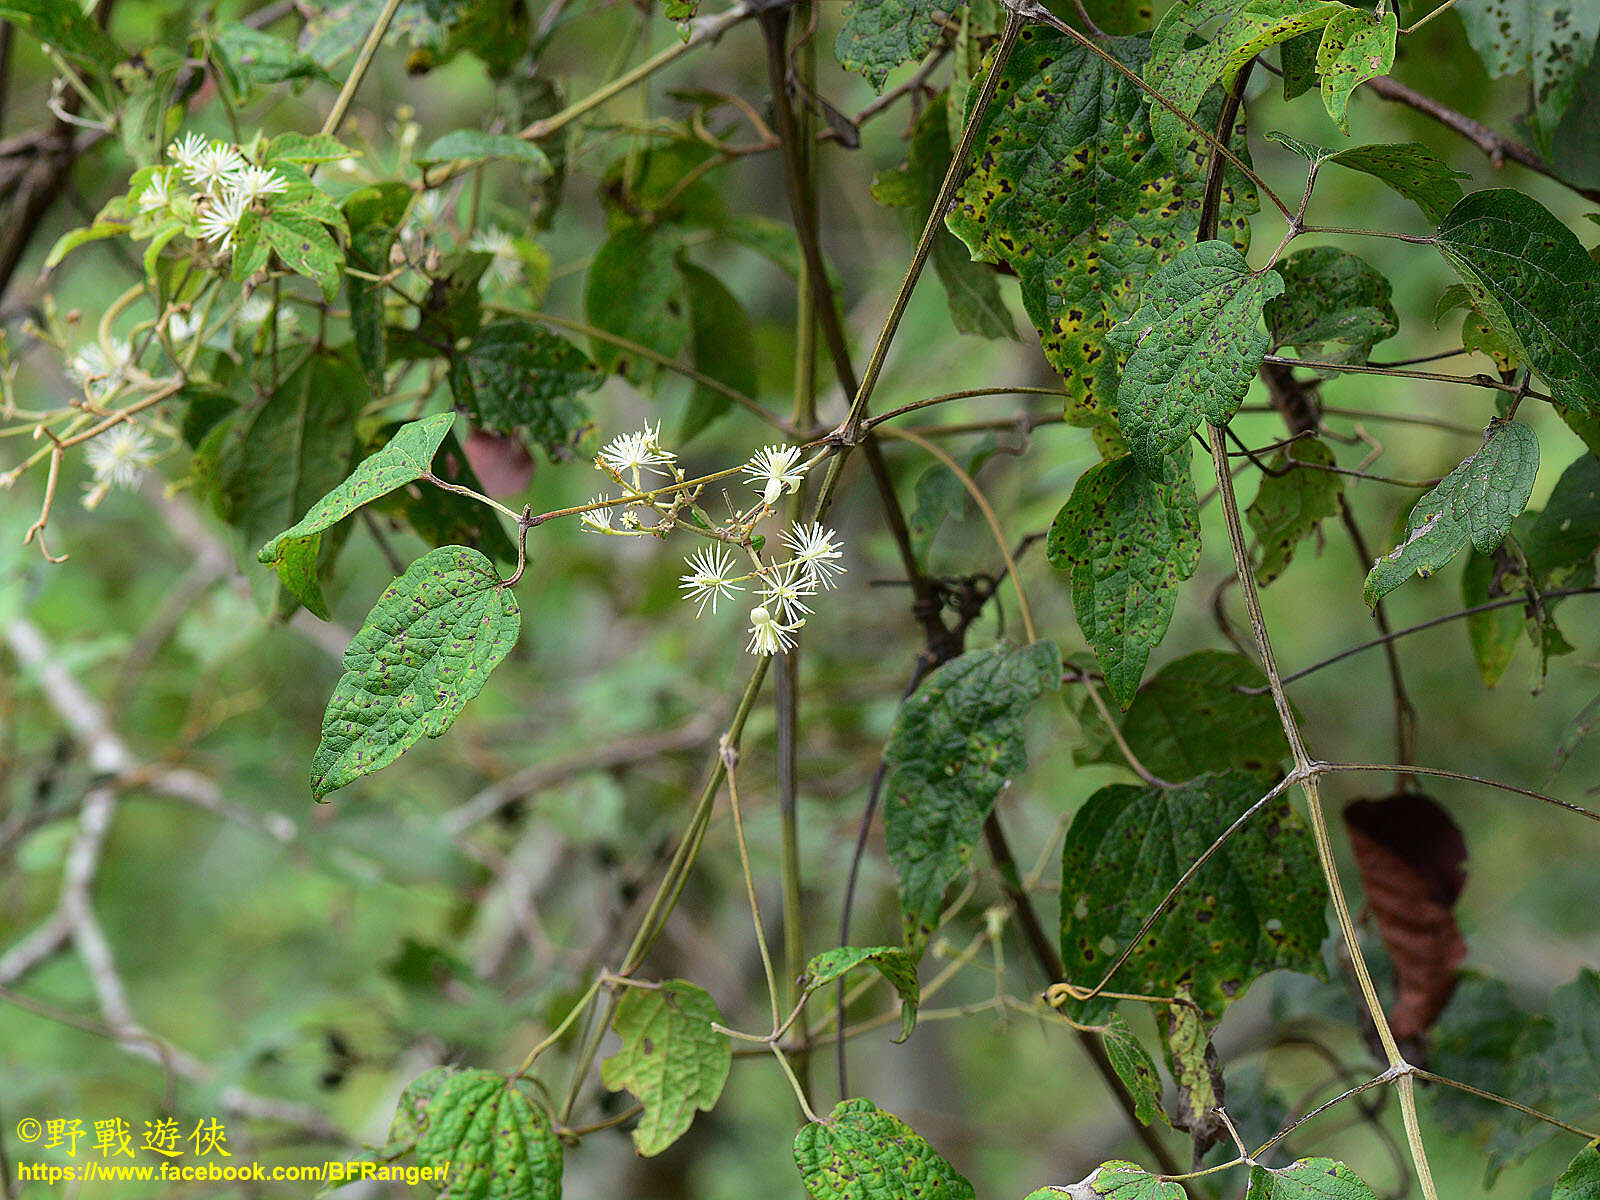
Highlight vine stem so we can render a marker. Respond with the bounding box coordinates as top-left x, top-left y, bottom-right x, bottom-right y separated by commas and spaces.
517, 3, 757, 143
319, 0, 404, 137
723, 744, 783, 1031
776, 2, 818, 1097
819, 2, 1026, 461
1194, 69, 1439, 1200
553, 663, 770, 1124
1263, 353, 1554, 401
1204, 422, 1439, 1200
